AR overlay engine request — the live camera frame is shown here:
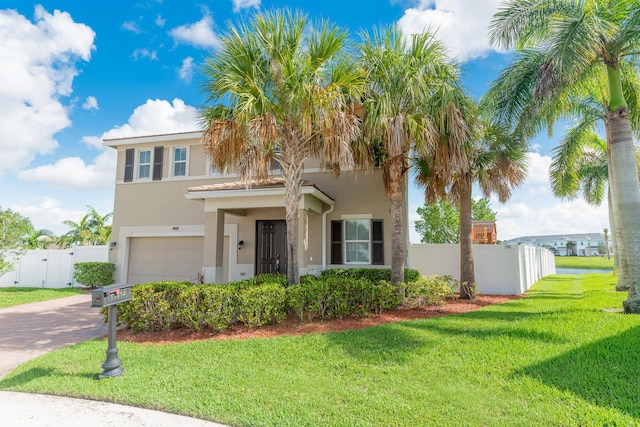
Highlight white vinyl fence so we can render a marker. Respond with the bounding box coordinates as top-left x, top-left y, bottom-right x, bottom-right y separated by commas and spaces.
409, 244, 556, 295
0, 246, 109, 289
